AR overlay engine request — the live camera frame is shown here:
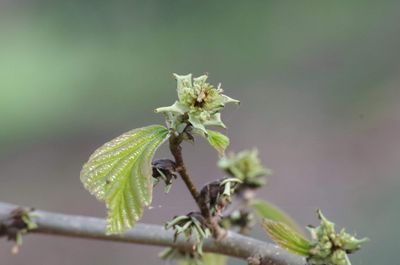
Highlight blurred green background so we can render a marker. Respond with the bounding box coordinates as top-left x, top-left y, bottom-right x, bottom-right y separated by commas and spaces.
1, 1, 399, 264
